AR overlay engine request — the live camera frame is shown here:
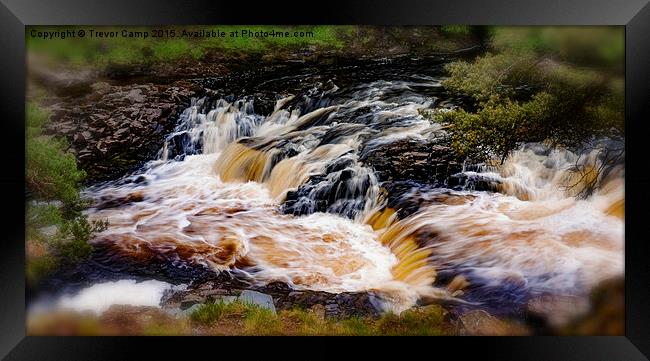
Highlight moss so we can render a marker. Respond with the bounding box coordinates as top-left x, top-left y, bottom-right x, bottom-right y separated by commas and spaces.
32, 300, 455, 336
